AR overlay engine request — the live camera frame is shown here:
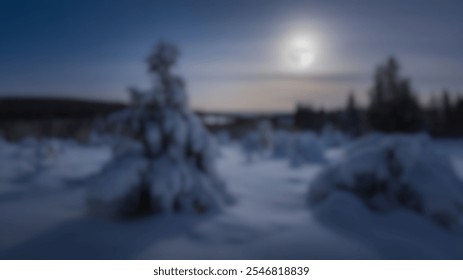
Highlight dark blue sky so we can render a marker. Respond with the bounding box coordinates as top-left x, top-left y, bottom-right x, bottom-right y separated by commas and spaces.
1, 0, 462, 111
